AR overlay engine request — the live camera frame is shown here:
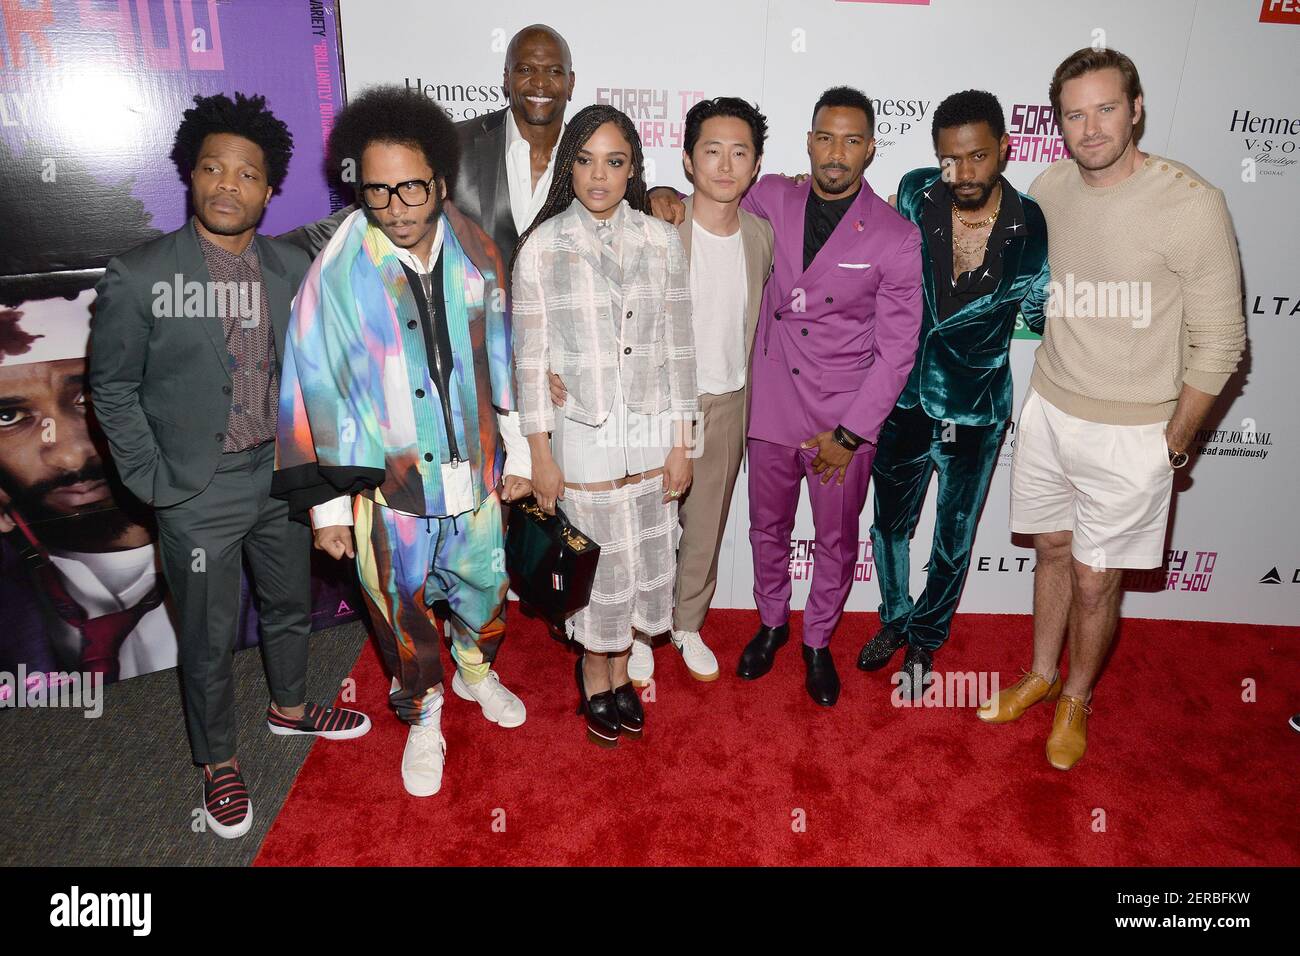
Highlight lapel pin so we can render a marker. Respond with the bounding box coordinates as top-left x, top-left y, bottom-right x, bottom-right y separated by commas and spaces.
853, 220, 864, 232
